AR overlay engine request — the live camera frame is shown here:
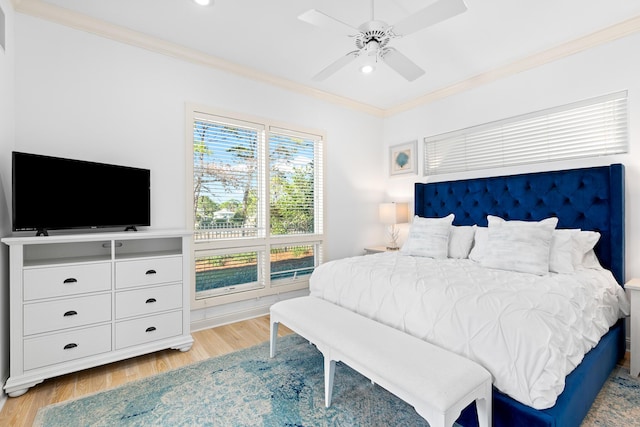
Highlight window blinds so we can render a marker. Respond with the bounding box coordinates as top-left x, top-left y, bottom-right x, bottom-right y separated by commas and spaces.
424, 91, 628, 176
268, 127, 322, 236
192, 115, 264, 240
